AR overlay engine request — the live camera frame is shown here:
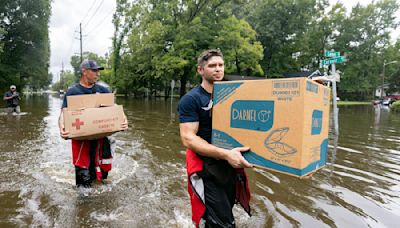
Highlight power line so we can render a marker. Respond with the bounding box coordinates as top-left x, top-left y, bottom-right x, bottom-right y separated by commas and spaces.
80, 23, 83, 63
80, 0, 98, 24
63, 26, 79, 66
82, 0, 105, 29
84, 7, 115, 38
